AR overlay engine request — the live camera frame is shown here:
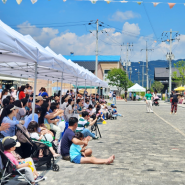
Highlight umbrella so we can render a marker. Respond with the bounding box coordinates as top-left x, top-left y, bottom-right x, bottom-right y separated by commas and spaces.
174, 86, 185, 91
